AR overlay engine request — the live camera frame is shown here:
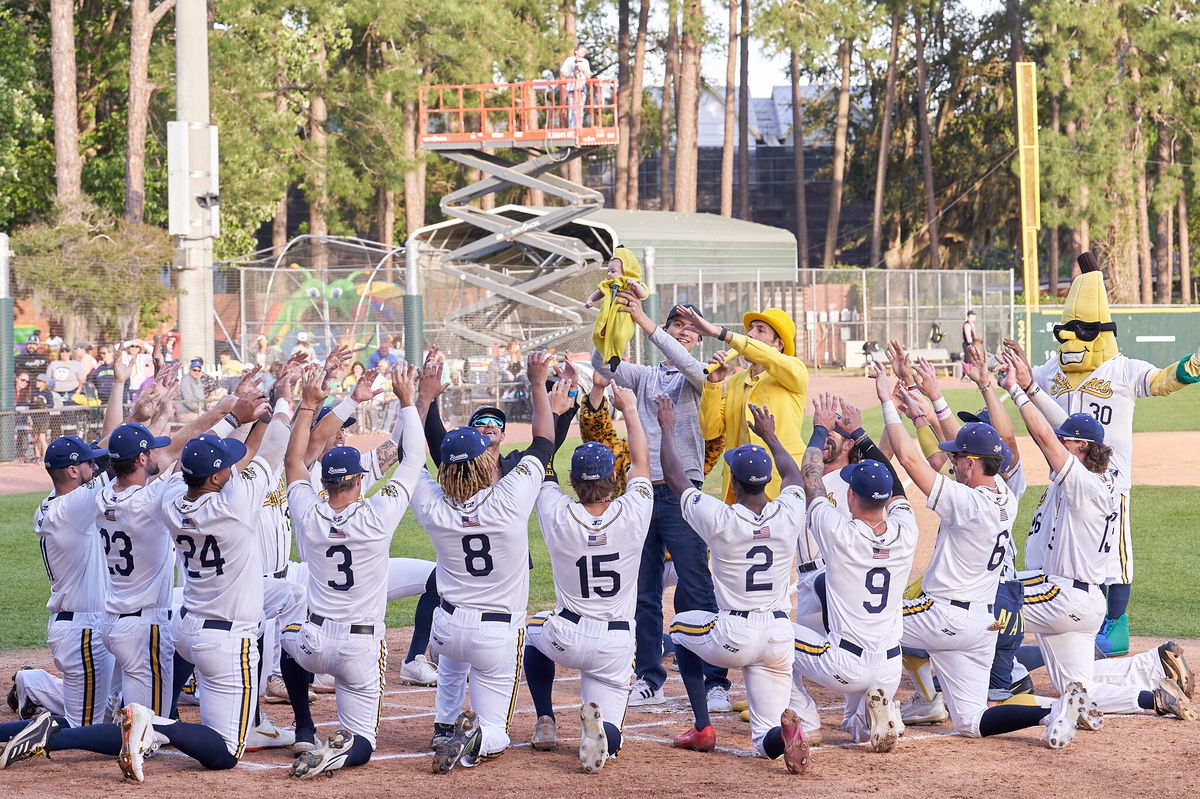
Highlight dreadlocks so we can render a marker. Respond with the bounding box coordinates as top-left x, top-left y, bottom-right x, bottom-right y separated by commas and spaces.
438, 452, 497, 504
